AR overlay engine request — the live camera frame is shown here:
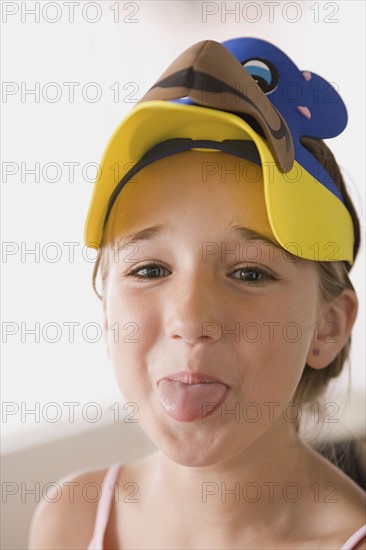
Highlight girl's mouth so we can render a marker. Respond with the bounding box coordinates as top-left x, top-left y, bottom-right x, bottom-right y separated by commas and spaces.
156, 378, 230, 422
